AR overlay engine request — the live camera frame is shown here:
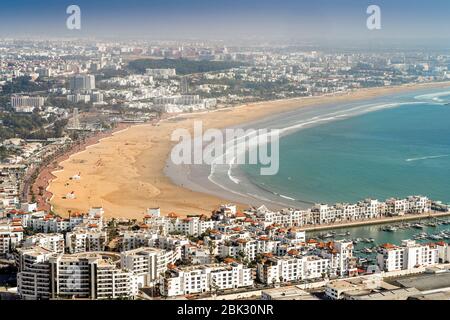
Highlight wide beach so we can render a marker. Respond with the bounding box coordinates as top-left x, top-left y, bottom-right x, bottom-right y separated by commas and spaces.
47, 82, 450, 219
